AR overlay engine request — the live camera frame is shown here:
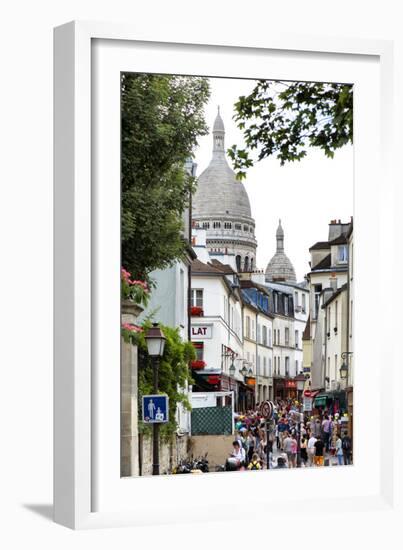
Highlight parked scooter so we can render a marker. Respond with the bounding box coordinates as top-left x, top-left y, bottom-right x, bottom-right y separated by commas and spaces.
173, 453, 209, 474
